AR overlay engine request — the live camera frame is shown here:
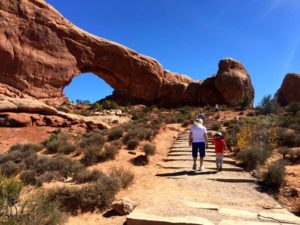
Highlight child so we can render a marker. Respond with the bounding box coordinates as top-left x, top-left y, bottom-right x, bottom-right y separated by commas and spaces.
212, 132, 228, 171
